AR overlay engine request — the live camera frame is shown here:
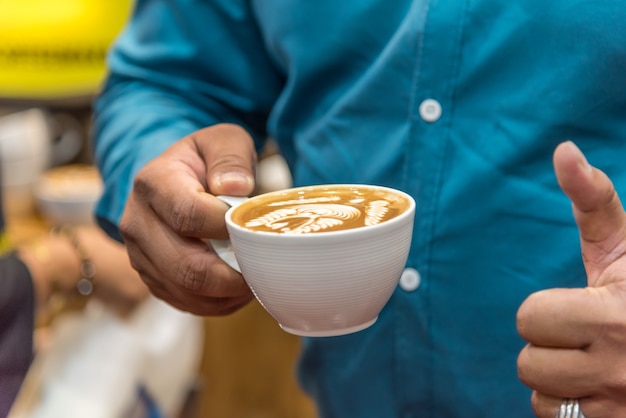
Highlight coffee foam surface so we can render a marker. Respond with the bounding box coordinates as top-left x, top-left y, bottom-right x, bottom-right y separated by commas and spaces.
230, 185, 410, 234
